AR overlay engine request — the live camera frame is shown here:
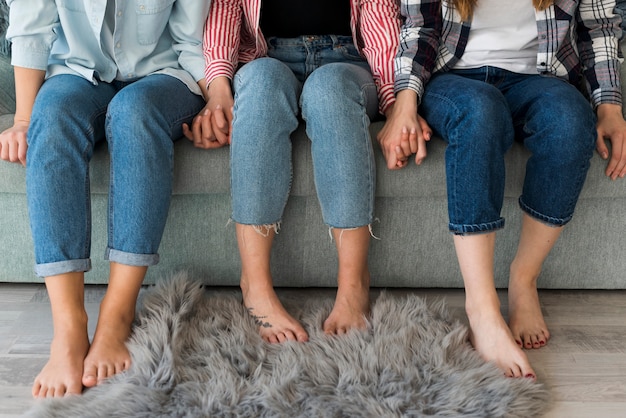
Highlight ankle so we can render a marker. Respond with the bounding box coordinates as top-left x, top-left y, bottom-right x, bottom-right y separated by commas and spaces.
52, 307, 88, 333
240, 272, 273, 295
509, 261, 541, 286
465, 293, 502, 323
